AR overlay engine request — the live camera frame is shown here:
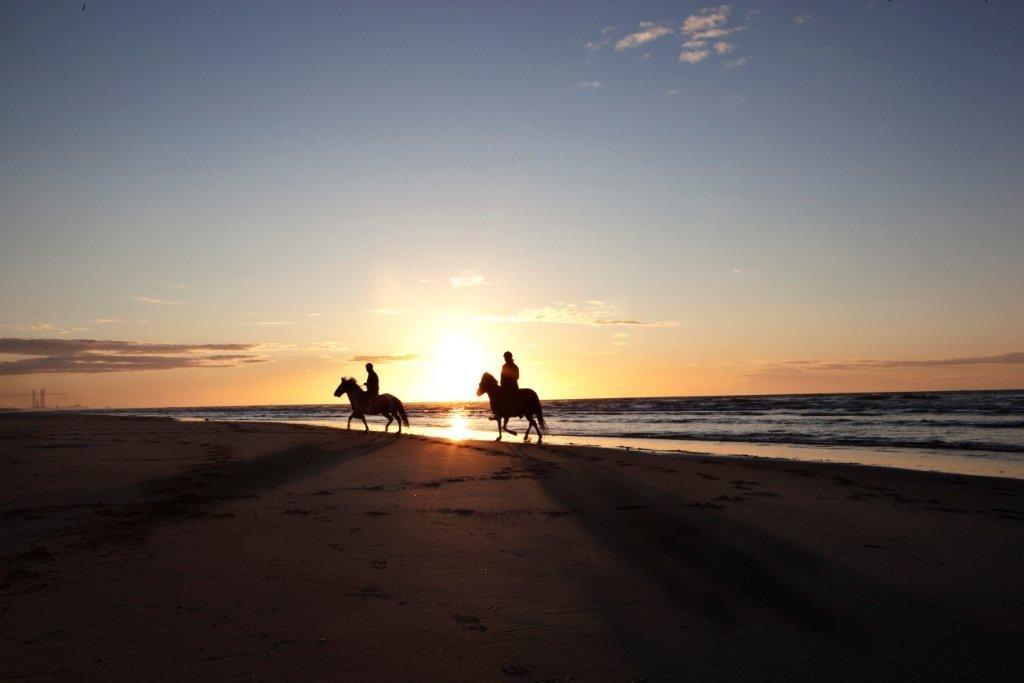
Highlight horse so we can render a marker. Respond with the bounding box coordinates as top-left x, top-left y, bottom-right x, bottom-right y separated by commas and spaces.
333, 377, 410, 434
476, 372, 547, 443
